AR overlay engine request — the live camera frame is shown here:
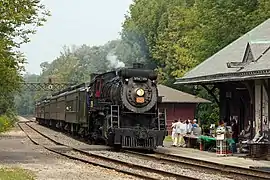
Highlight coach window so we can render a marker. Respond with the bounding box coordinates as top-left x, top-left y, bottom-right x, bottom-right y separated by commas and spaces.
66, 101, 73, 112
